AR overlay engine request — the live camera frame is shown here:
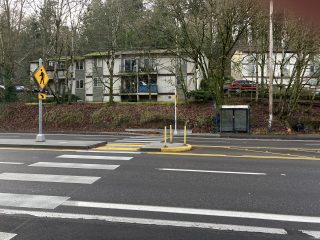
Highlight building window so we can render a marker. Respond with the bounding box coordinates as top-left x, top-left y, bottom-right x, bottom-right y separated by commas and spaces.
124, 59, 136, 72
48, 61, 55, 67
76, 80, 84, 89
93, 78, 102, 87
76, 61, 84, 70
58, 61, 65, 69
94, 58, 103, 68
